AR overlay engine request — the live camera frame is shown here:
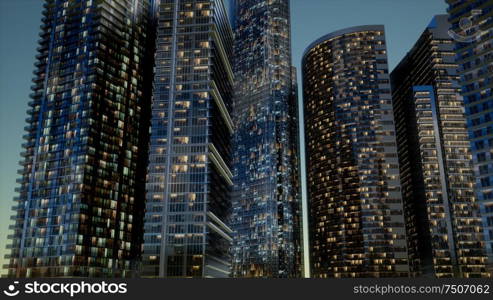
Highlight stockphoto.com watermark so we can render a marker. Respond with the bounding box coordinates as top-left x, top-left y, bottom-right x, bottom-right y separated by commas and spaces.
448, 9, 486, 42
1, 281, 127, 297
